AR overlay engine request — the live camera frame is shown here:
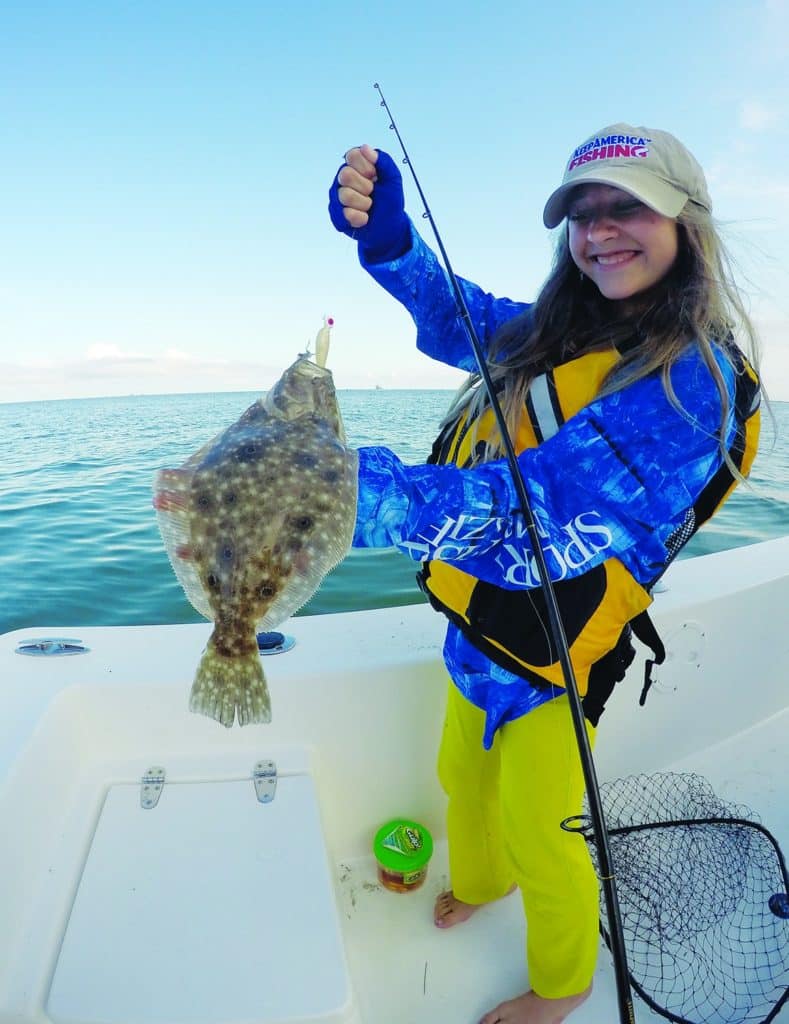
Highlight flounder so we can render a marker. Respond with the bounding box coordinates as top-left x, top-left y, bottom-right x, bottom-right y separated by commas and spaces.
153, 318, 358, 726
